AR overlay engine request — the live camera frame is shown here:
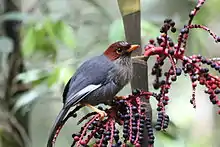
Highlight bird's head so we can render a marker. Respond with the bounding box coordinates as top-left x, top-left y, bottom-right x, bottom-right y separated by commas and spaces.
104, 41, 140, 61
